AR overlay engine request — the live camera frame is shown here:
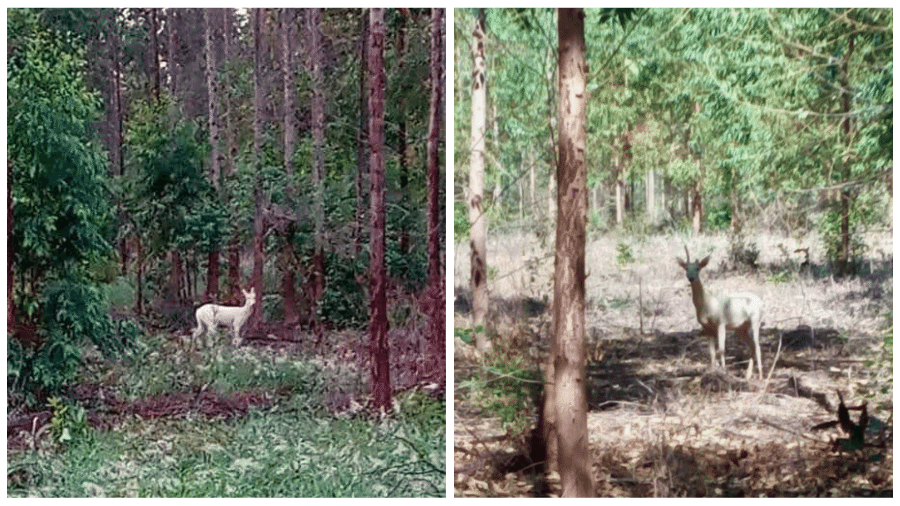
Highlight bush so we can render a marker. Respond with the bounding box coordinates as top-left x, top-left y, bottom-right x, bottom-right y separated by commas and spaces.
28, 281, 115, 395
